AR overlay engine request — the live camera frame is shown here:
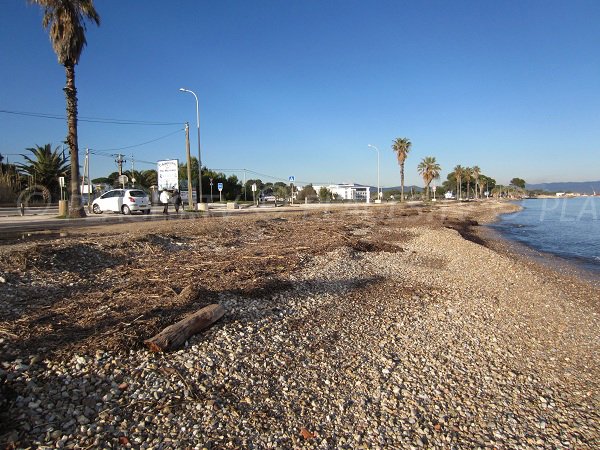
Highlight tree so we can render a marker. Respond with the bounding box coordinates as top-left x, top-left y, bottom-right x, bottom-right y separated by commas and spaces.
417, 156, 441, 201
464, 167, 473, 200
297, 184, 318, 202
510, 177, 526, 189
472, 166, 481, 199
391, 137, 411, 202
17, 144, 70, 201
453, 165, 463, 200
318, 186, 333, 202
275, 184, 290, 201
30, 0, 100, 217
